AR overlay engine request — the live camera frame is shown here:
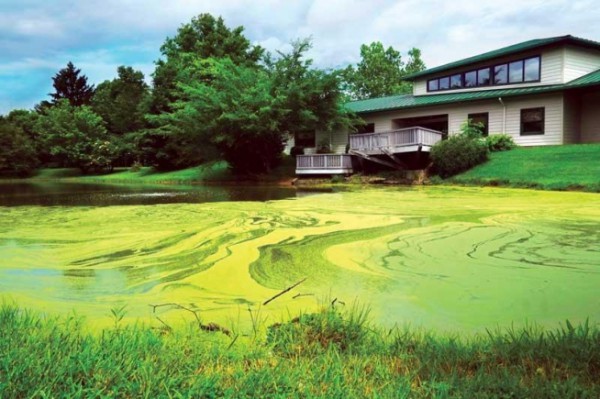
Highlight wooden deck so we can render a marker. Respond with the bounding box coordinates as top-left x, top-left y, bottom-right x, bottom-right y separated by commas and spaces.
349, 126, 443, 155
295, 127, 443, 175
295, 154, 354, 175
